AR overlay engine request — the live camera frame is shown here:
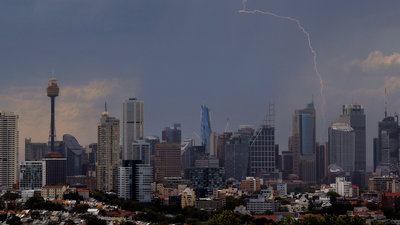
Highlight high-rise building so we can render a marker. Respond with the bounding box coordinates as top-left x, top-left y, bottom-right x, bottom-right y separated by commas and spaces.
154, 143, 181, 181
47, 78, 59, 153
162, 124, 181, 143
224, 126, 254, 180
328, 123, 355, 173
210, 132, 219, 156
184, 167, 225, 197
19, 161, 45, 190
132, 140, 150, 165
123, 98, 144, 160
118, 160, 152, 202
217, 132, 232, 167
63, 134, 83, 177
97, 106, 120, 192
248, 103, 276, 177
375, 116, 399, 172
43, 152, 66, 185
289, 100, 316, 182
25, 138, 47, 161
181, 138, 196, 172
330, 104, 366, 171
0, 110, 19, 188
201, 105, 212, 154
145, 135, 160, 156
